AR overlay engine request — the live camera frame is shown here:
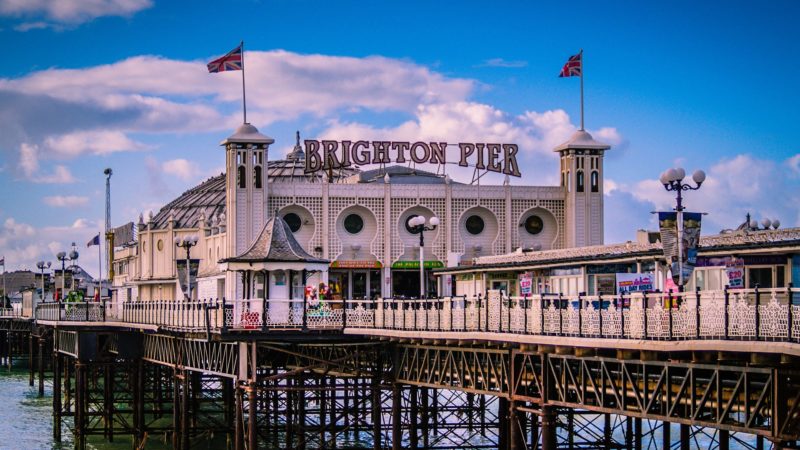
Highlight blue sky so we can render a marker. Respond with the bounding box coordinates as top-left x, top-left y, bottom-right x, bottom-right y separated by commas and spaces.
0, 0, 798, 275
